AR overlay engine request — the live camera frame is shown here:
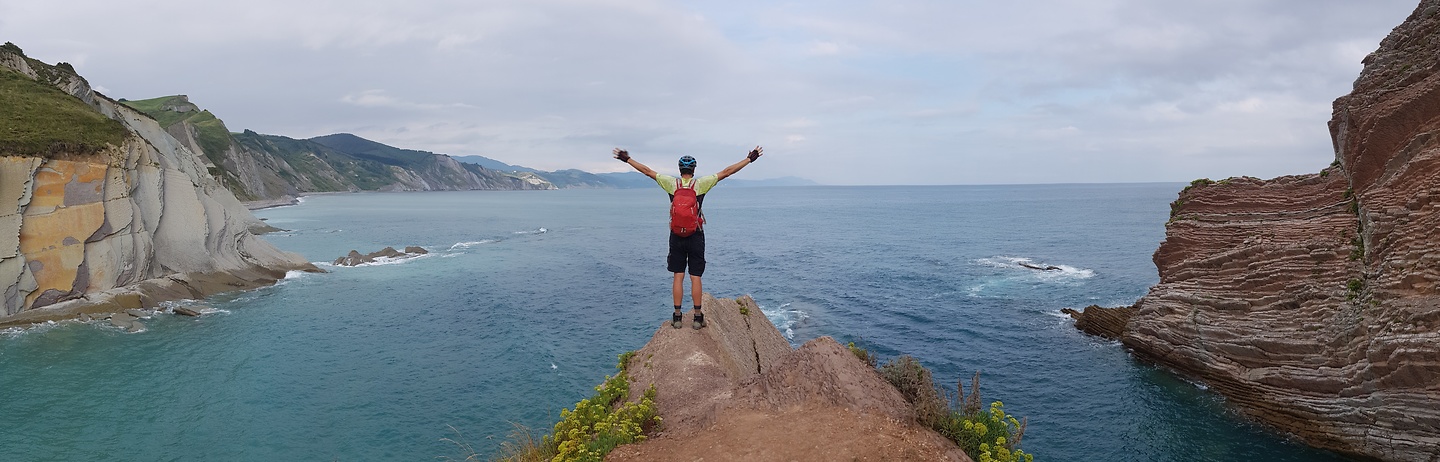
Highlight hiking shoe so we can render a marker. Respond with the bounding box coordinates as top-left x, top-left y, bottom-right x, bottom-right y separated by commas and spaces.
692, 313, 706, 330
672, 313, 683, 329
